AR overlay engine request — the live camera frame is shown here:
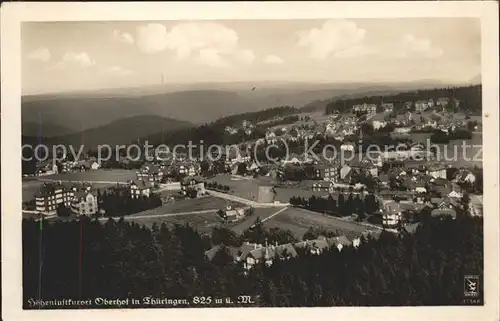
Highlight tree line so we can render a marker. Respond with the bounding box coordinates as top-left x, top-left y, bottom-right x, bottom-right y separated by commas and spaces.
289, 193, 379, 219
23, 213, 483, 308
